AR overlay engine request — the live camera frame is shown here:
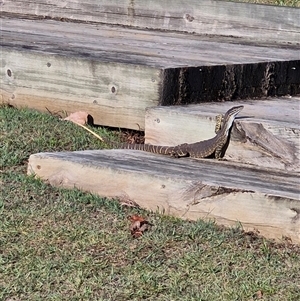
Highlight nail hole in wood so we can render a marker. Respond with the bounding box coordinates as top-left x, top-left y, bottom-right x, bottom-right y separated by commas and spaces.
47, 62, 51, 67
111, 86, 116, 93
7, 69, 12, 77
185, 13, 194, 22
